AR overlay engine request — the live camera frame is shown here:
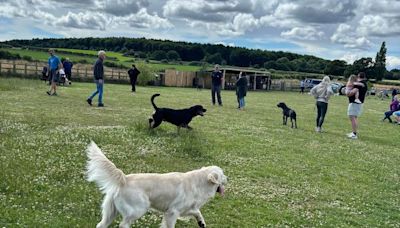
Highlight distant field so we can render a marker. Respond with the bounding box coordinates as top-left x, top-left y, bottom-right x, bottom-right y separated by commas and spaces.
0, 77, 399, 227
1, 47, 200, 72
